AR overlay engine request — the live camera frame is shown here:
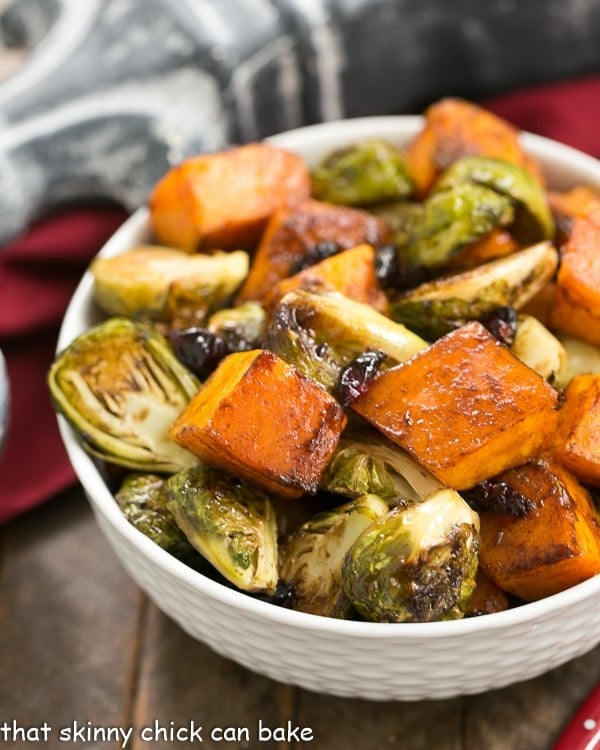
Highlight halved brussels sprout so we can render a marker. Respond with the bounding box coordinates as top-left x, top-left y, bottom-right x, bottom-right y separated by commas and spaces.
342, 488, 480, 623
165, 463, 278, 593
206, 301, 267, 352
556, 334, 600, 387
401, 181, 515, 270
312, 138, 414, 205
433, 156, 555, 242
91, 245, 249, 321
510, 314, 567, 383
265, 288, 427, 392
370, 200, 425, 246
390, 241, 559, 339
279, 494, 389, 617
115, 473, 200, 564
48, 317, 199, 472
